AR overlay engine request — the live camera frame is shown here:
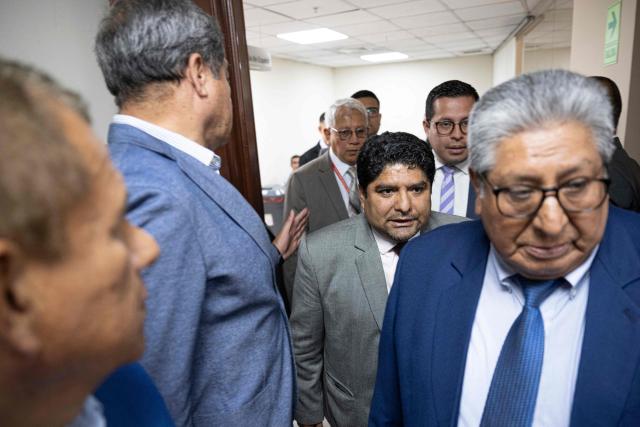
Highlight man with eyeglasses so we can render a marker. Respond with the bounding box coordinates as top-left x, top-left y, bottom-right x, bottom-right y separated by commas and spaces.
423, 80, 479, 218
352, 89, 382, 136
284, 98, 368, 304
370, 69, 640, 427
